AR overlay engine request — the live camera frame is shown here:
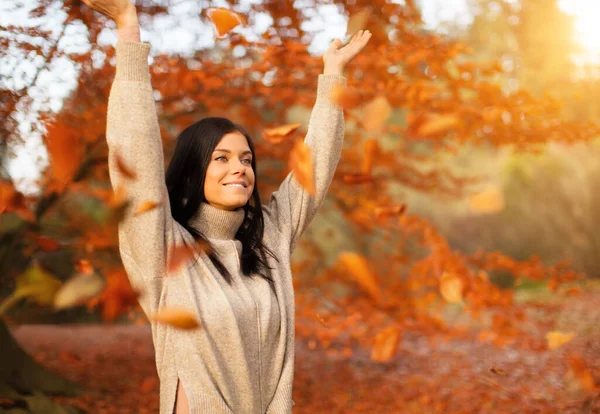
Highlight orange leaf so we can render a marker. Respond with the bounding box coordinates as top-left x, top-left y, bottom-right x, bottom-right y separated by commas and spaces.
329, 84, 362, 109
343, 173, 374, 184
134, 201, 162, 216
338, 252, 381, 301
346, 9, 372, 36
75, 259, 94, 275
490, 366, 507, 376
167, 241, 211, 274
361, 139, 378, 175
371, 326, 401, 363
206, 8, 245, 38
546, 331, 575, 350
315, 312, 329, 328
263, 123, 302, 144
289, 140, 315, 195
361, 96, 392, 131
27, 234, 60, 252
374, 204, 406, 219
44, 121, 83, 188
468, 186, 505, 214
565, 355, 599, 395
440, 271, 464, 304
417, 114, 460, 136
115, 154, 137, 180
150, 307, 200, 330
